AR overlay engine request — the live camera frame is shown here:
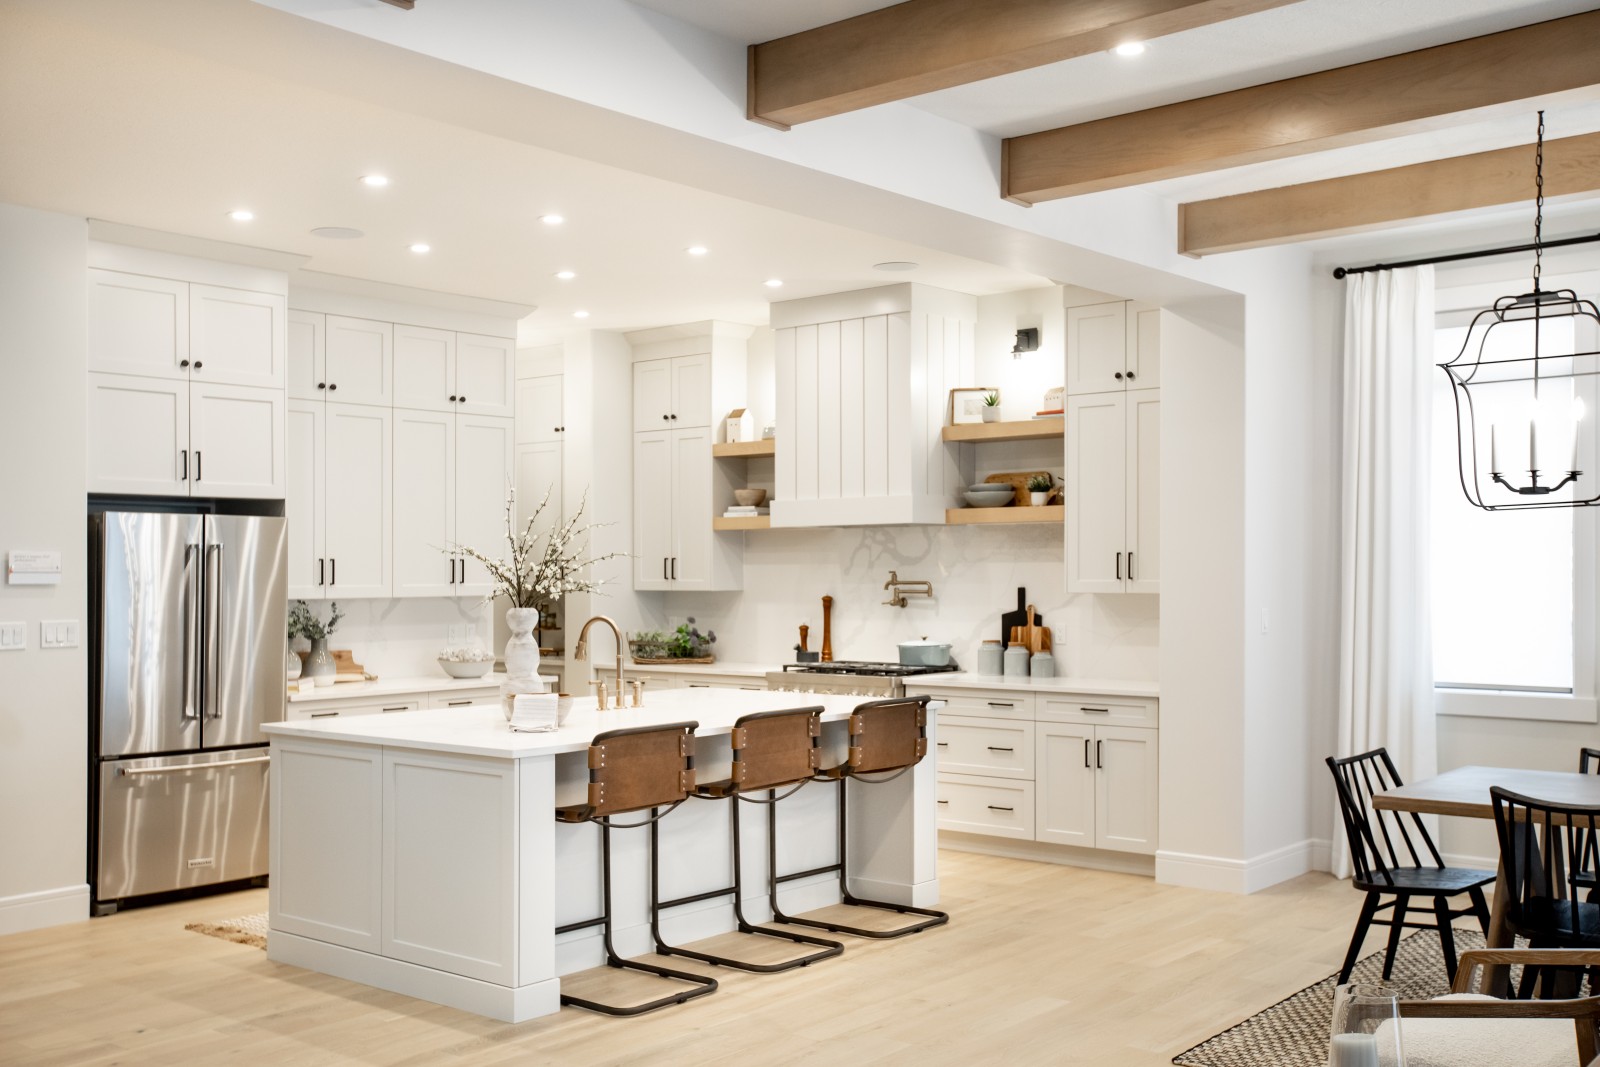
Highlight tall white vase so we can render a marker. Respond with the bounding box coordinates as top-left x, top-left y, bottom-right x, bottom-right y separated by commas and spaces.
501, 607, 545, 720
